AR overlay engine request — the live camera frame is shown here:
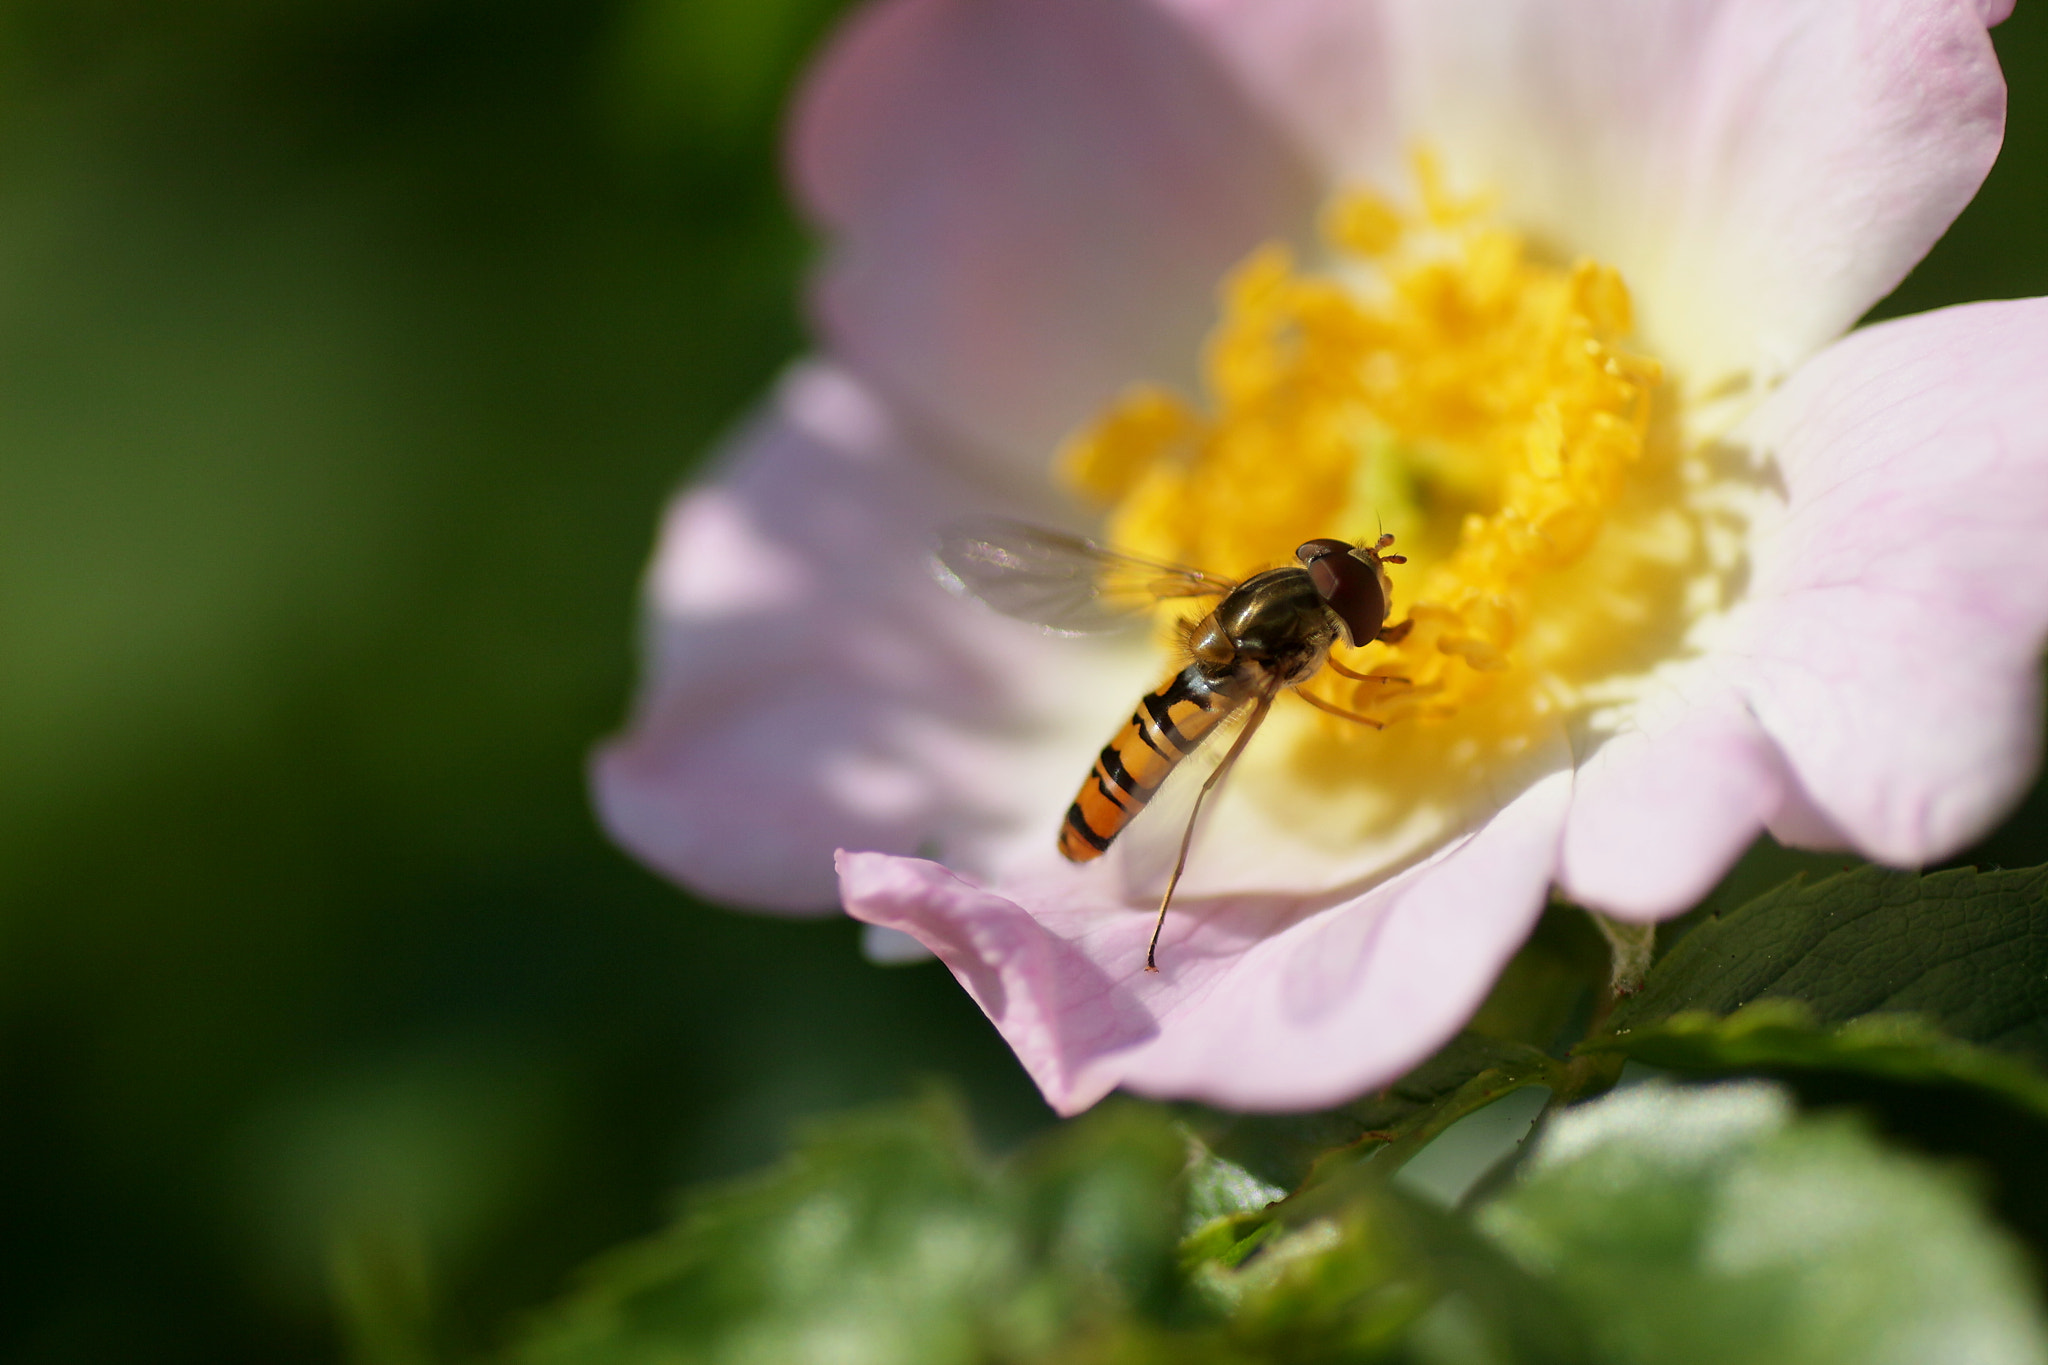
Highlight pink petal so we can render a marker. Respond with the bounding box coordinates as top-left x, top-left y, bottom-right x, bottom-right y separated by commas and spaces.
789, 0, 1321, 468
1732, 298, 2048, 864
841, 771, 1571, 1114
794, 0, 2005, 468
1558, 677, 1789, 922
591, 362, 1154, 913
1155, 0, 1399, 183
1376, 0, 2007, 386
